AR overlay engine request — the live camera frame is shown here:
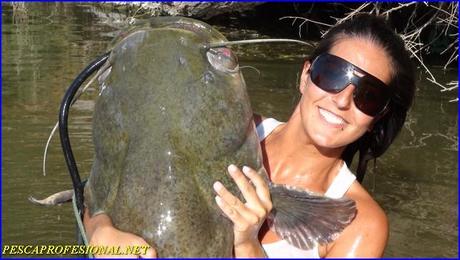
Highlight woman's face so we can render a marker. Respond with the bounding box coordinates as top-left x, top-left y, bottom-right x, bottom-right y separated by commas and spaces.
298, 37, 393, 149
